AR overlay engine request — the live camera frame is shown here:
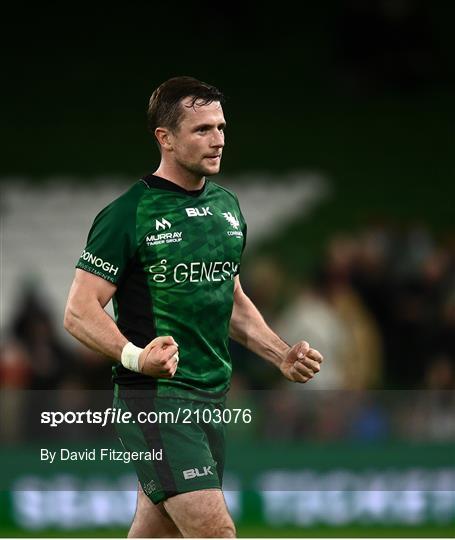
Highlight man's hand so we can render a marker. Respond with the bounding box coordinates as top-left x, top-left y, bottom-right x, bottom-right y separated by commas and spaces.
280, 340, 323, 383
138, 336, 179, 378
